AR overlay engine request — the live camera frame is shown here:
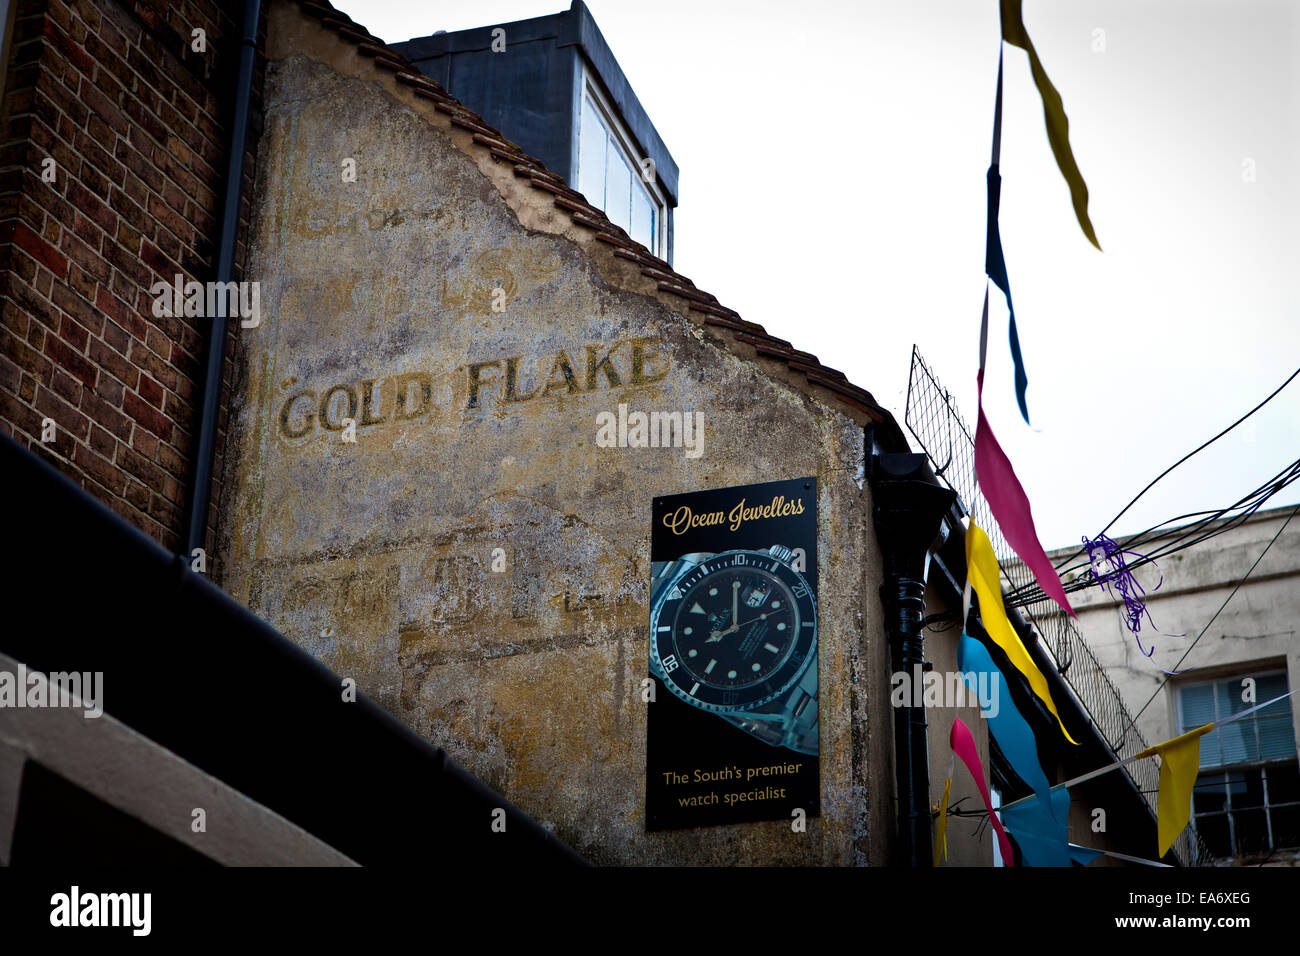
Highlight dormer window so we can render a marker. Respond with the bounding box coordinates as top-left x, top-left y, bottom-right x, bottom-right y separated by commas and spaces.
395, 4, 678, 264
577, 72, 667, 259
